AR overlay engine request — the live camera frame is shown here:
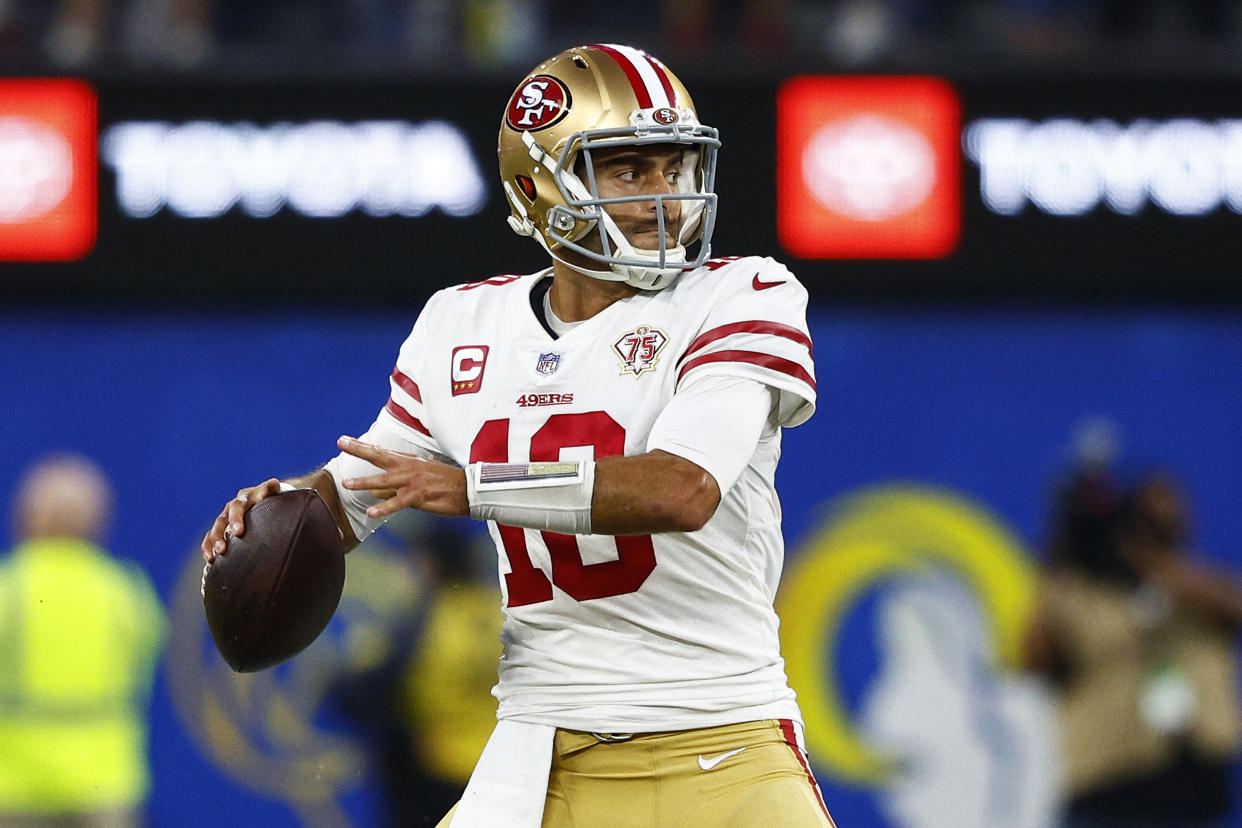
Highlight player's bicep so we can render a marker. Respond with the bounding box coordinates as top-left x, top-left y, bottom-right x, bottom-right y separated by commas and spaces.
647, 373, 773, 496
